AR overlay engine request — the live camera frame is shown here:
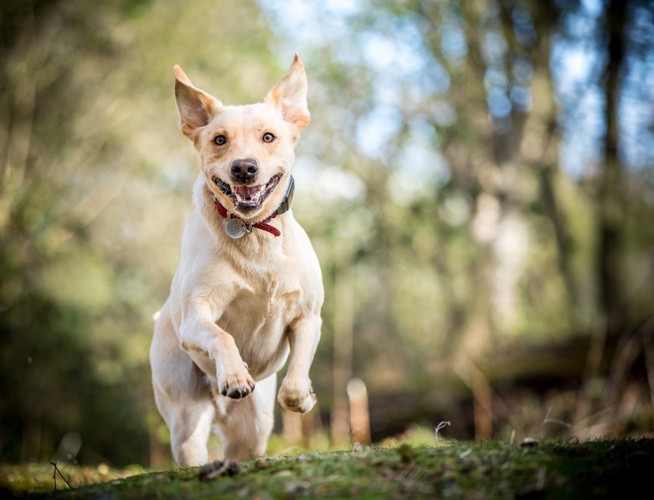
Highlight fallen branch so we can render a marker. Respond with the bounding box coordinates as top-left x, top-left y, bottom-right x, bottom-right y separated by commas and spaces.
50, 461, 72, 491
